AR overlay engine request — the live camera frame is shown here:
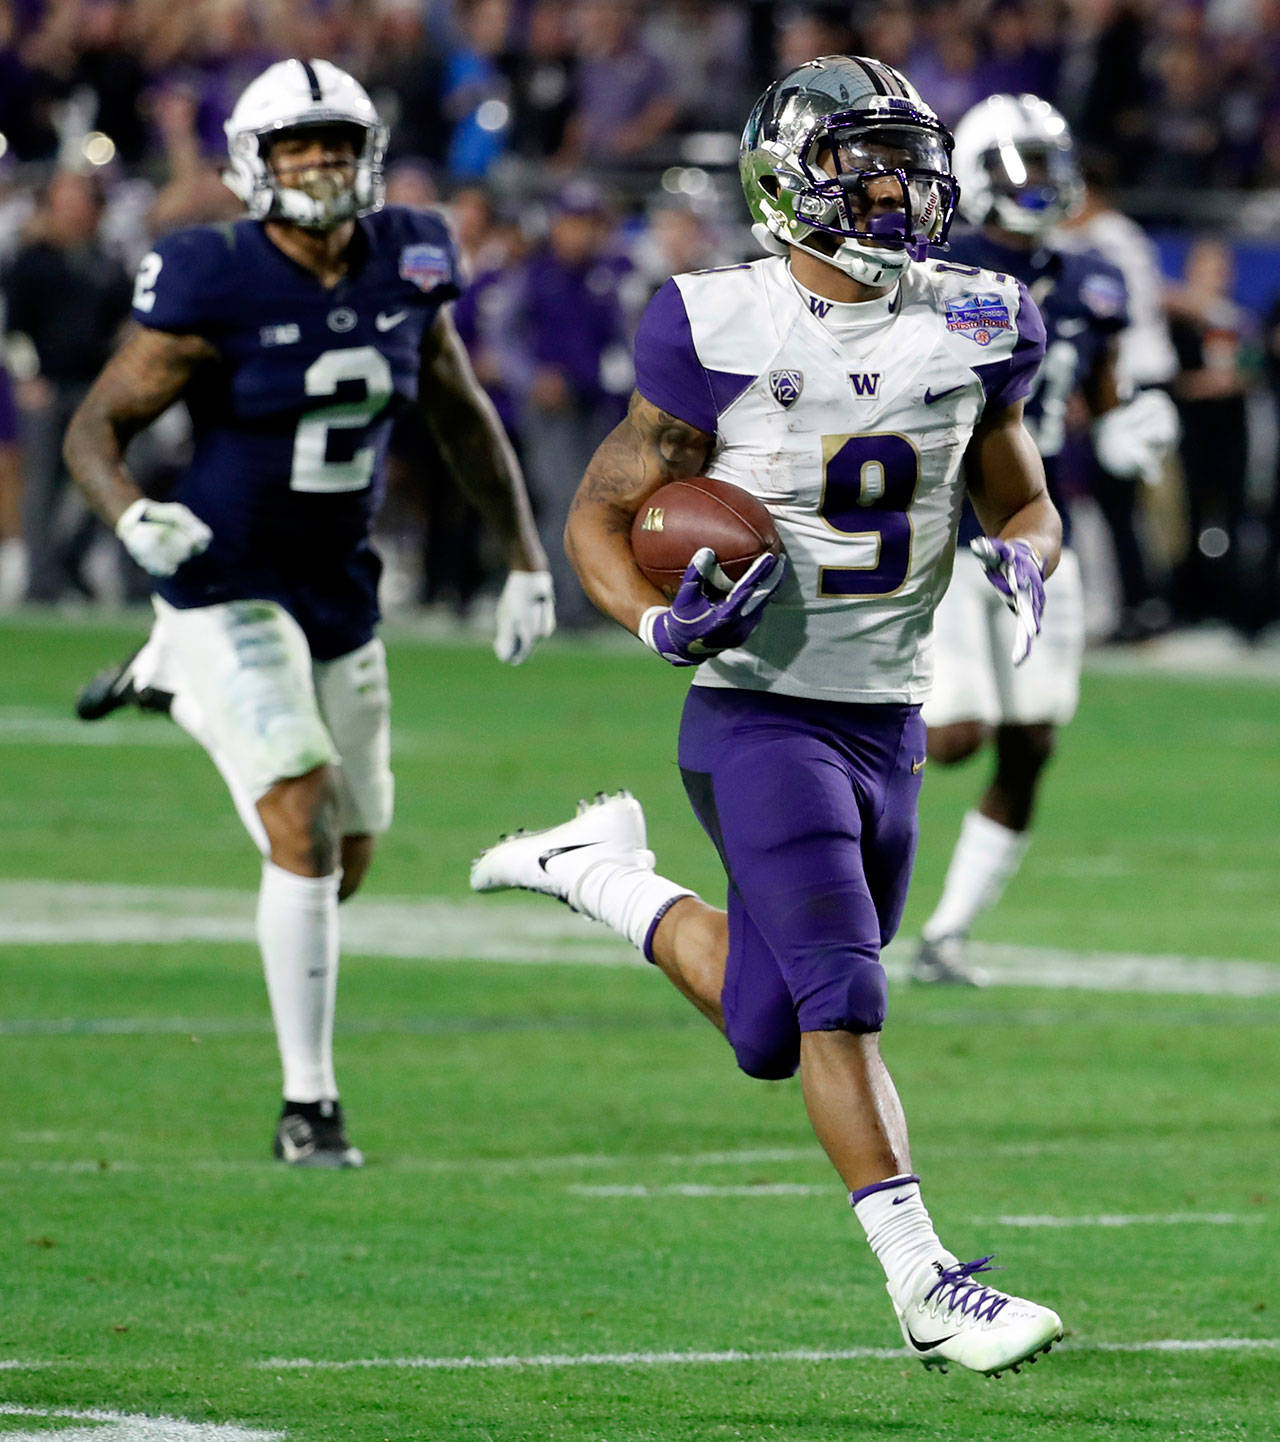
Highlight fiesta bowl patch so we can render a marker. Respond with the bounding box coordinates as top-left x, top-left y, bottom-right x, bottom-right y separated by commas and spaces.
399, 243, 453, 292
944, 292, 1012, 346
